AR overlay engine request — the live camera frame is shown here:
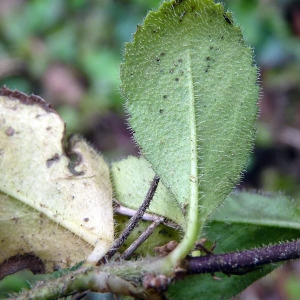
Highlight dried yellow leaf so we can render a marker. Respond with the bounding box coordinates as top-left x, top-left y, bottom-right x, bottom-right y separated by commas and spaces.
0, 87, 113, 272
